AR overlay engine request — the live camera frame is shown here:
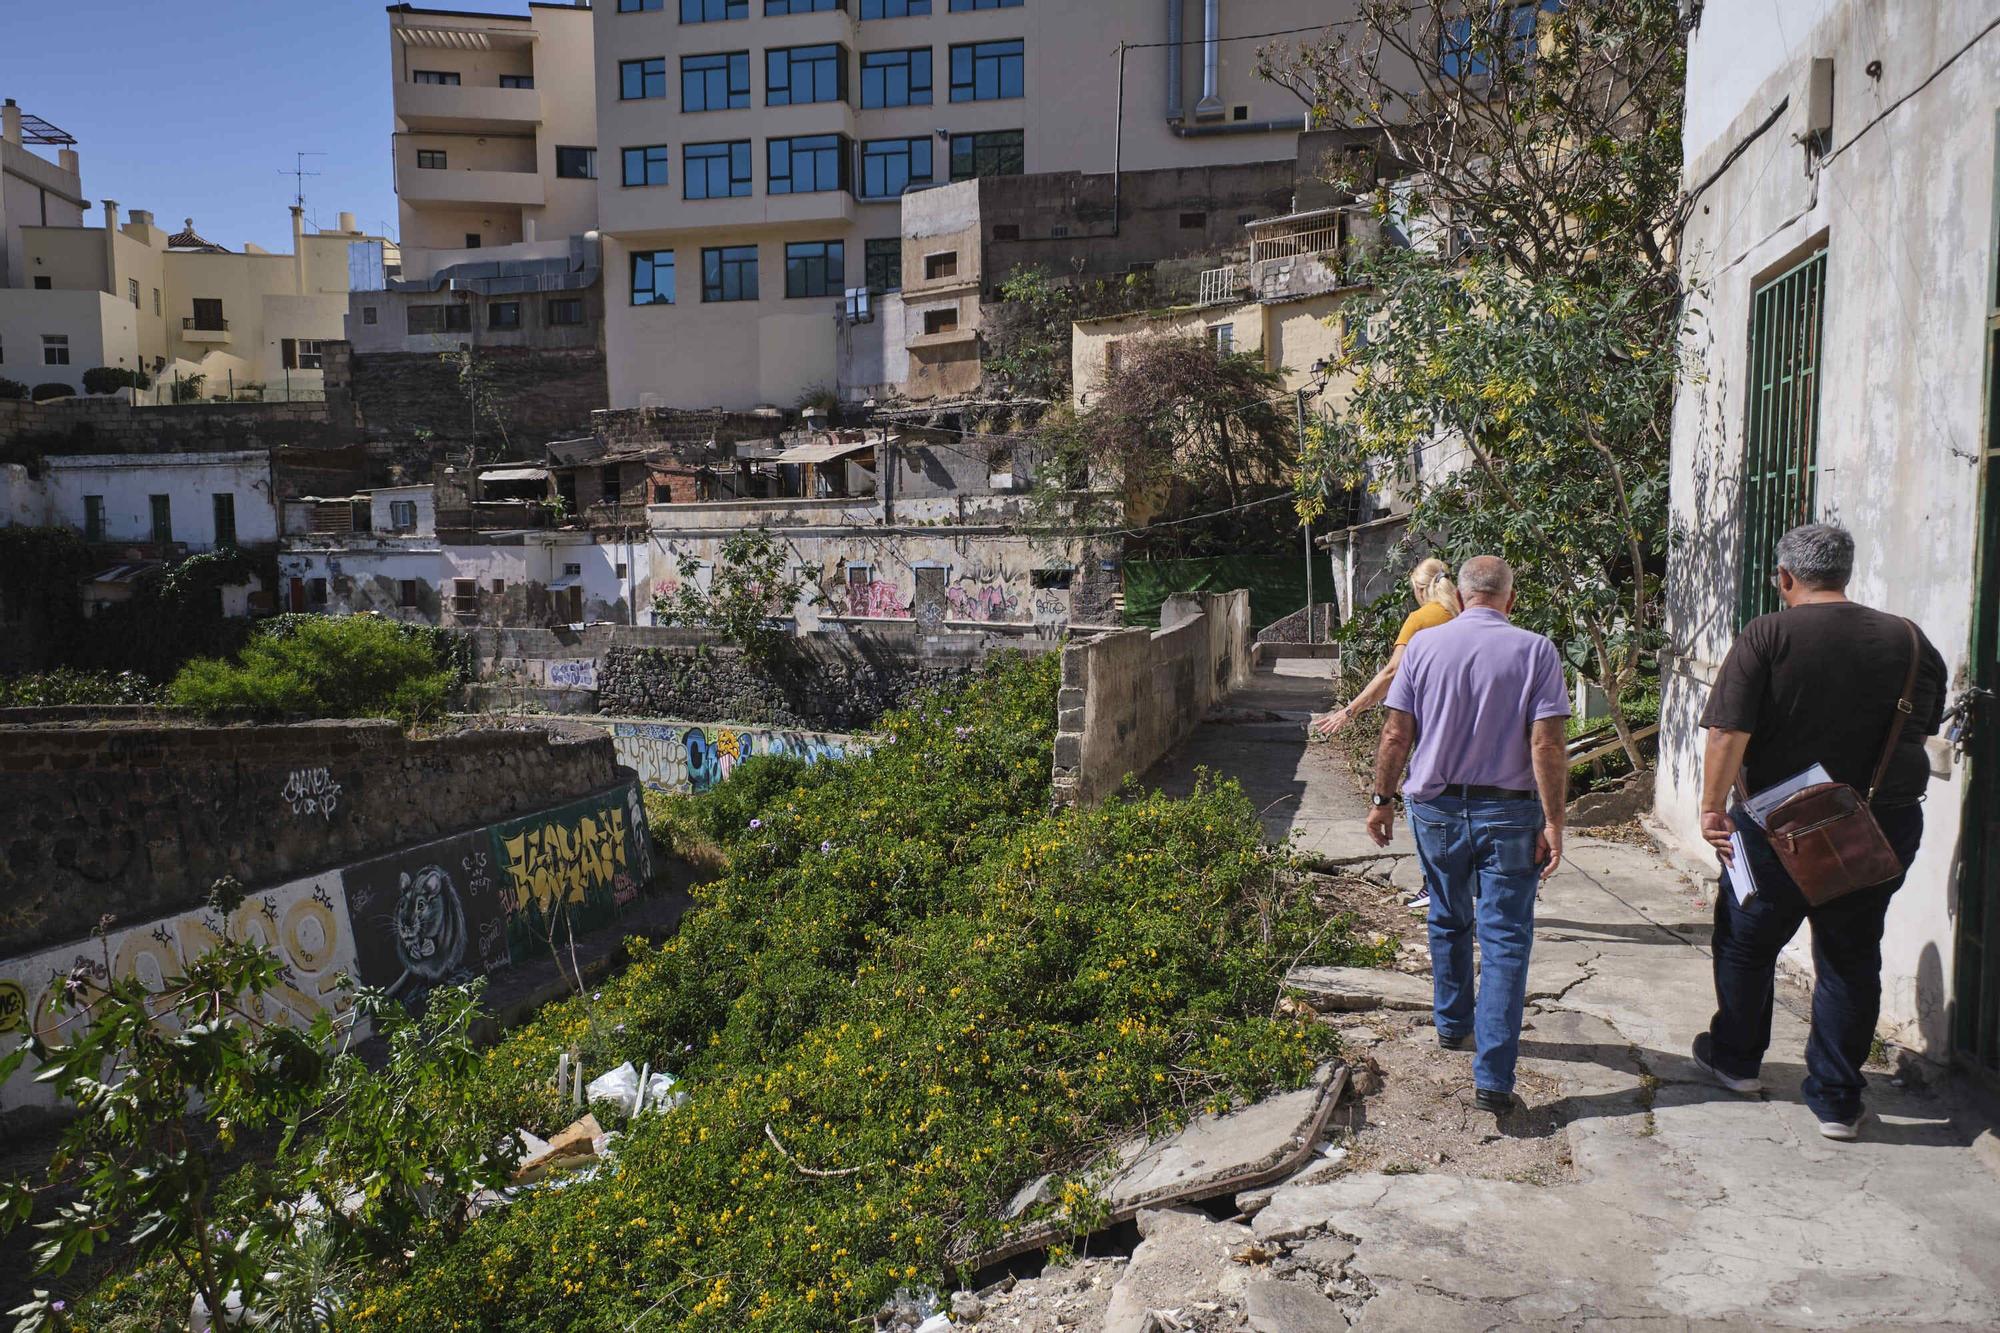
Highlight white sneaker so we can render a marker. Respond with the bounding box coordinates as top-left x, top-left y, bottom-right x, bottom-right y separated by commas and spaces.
1818, 1114, 1865, 1142
1691, 1039, 1763, 1094
1407, 891, 1431, 913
